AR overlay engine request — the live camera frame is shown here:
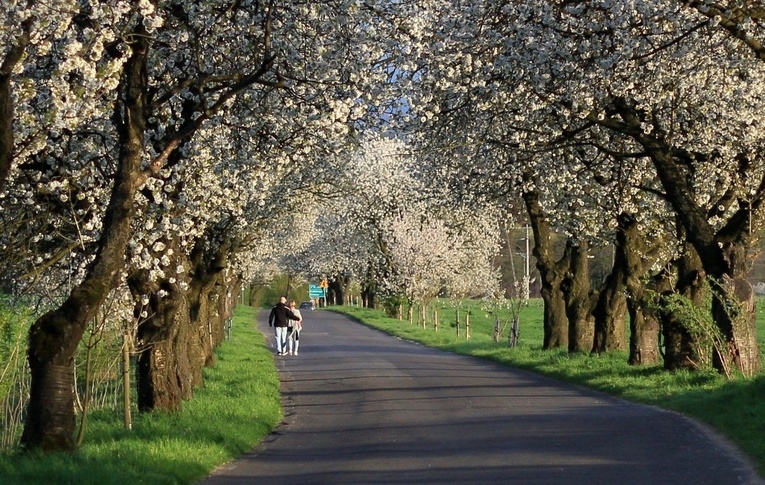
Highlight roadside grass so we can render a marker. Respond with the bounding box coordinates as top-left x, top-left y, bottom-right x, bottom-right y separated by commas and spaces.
329, 299, 765, 477
0, 305, 281, 485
